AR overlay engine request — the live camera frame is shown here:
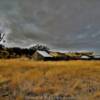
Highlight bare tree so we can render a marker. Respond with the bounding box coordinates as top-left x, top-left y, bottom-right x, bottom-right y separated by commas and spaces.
30, 44, 50, 52
0, 32, 6, 43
